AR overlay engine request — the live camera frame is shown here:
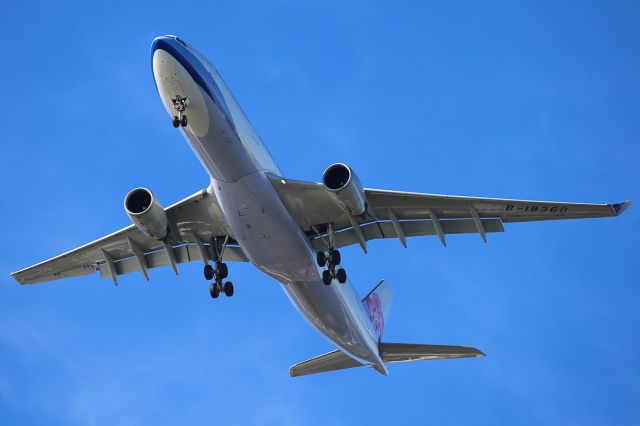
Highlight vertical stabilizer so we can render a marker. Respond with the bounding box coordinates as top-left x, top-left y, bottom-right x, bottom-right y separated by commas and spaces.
362, 280, 393, 339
